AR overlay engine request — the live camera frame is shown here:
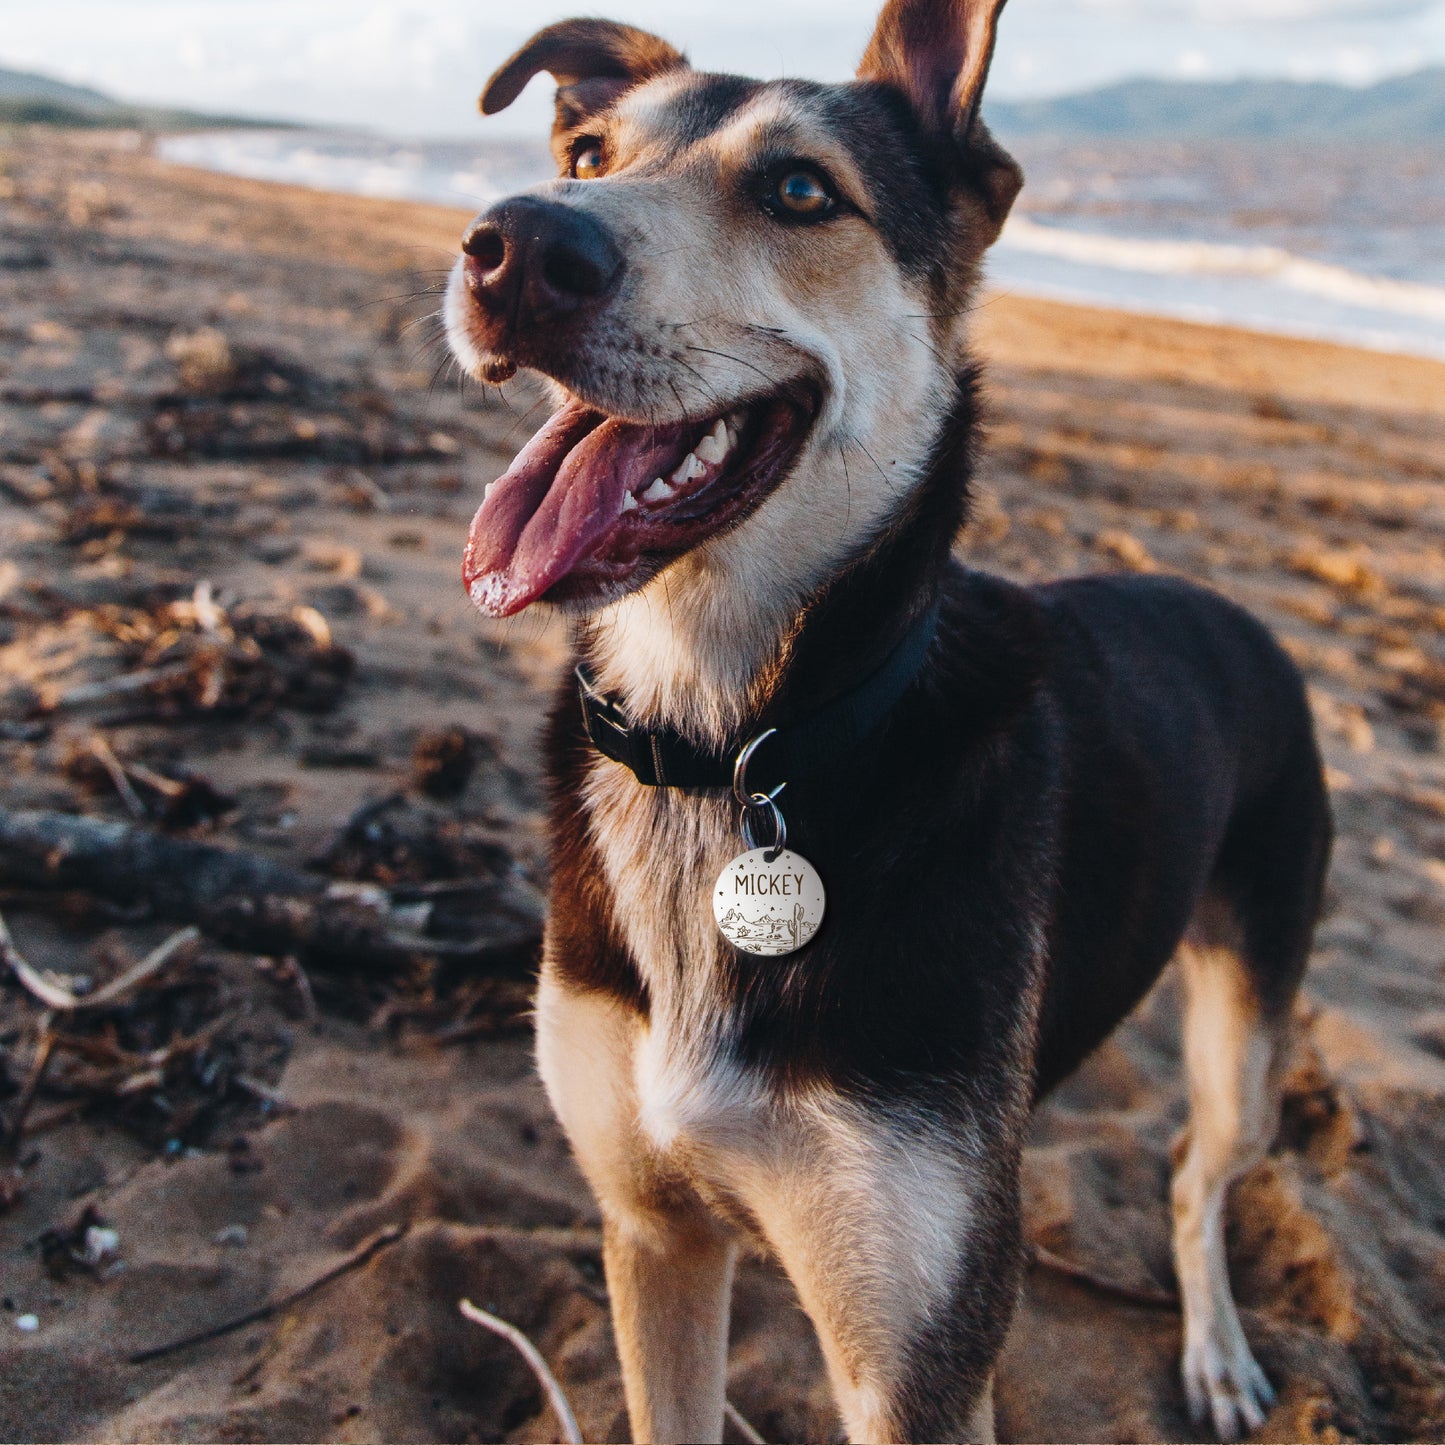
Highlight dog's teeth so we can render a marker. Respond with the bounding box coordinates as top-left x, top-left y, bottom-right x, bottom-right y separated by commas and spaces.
670, 452, 703, 485
620, 490, 638, 513
641, 478, 675, 503
695, 419, 730, 465
483, 481, 497, 501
